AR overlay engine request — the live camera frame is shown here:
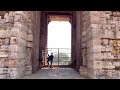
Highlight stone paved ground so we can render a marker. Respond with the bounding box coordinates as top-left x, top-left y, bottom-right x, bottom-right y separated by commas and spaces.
21, 67, 86, 79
